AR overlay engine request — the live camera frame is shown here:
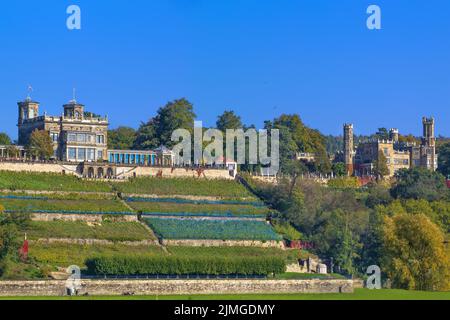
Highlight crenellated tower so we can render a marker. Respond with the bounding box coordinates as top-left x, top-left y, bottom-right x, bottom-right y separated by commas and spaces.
343, 123, 354, 176
420, 117, 437, 171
